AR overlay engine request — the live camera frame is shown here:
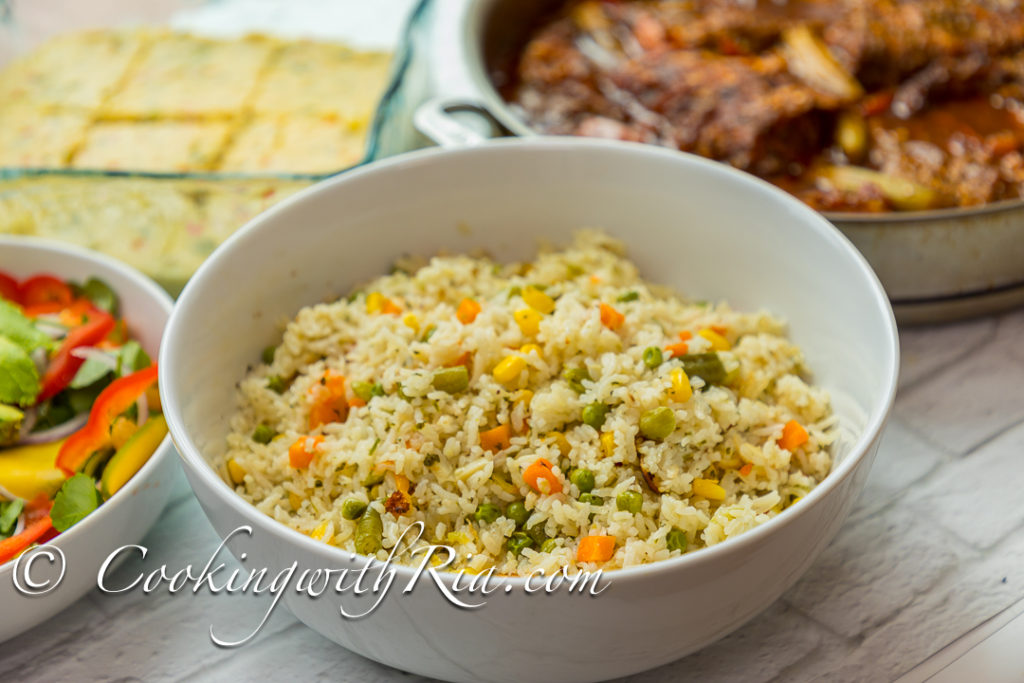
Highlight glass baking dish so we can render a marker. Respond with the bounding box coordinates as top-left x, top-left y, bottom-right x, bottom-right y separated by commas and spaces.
0, 0, 434, 293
